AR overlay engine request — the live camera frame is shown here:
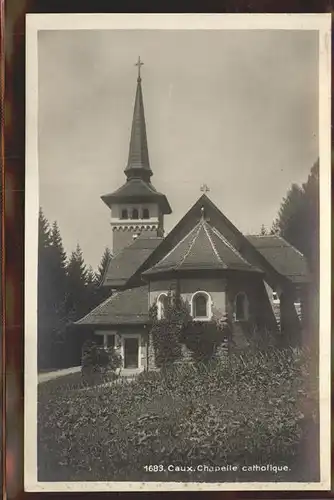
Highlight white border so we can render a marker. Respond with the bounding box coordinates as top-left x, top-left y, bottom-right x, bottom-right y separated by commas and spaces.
25, 13, 331, 492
